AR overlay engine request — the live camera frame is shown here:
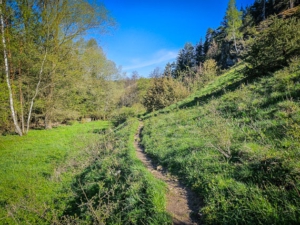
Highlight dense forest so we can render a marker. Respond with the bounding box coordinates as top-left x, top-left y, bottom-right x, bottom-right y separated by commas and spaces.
1, 0, 300, 224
